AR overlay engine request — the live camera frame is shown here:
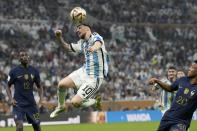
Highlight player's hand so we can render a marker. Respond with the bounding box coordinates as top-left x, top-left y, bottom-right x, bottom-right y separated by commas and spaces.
38, 100, 43, 108
158, 102, 163, 107
88, 46, 94, 52
54, 30, 62, 38
149, 78, 158, 85
11, 98, 17, 106
150, 85, 156, 91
